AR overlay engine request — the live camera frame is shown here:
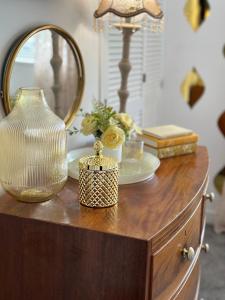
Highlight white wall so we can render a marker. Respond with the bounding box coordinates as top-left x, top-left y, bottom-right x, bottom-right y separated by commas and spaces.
159, 0, 225, 223
0, 0, 99, 149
